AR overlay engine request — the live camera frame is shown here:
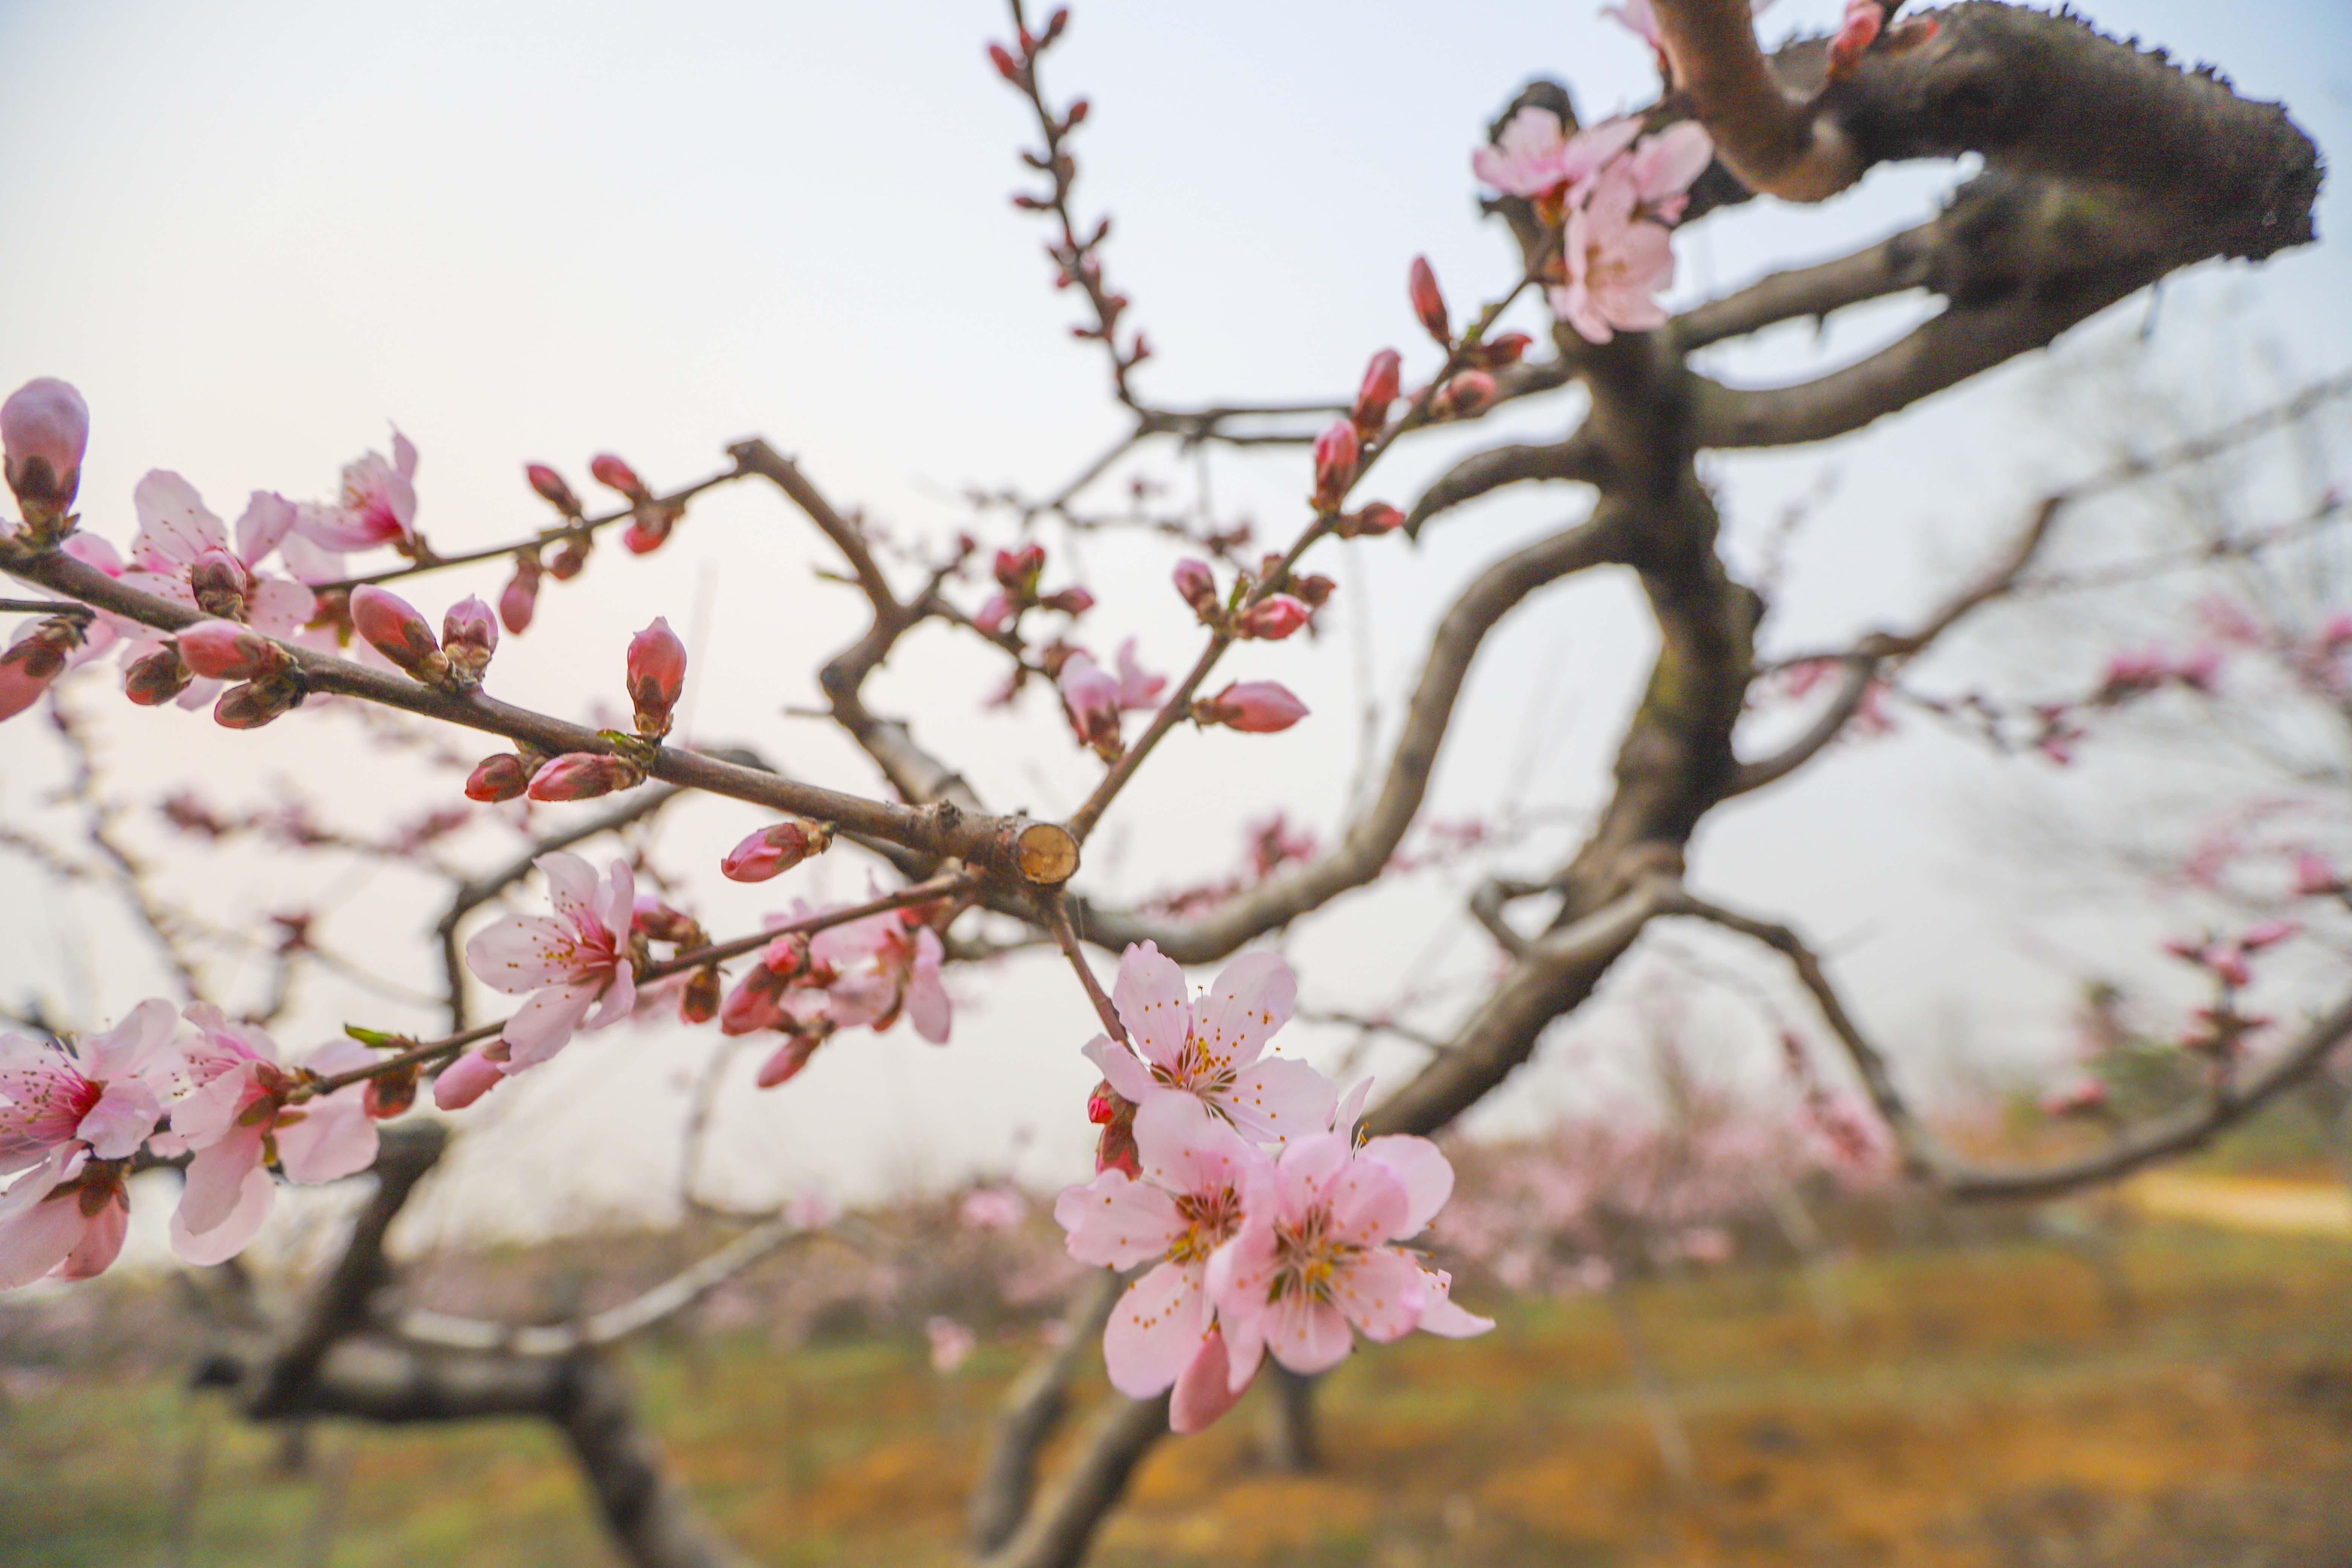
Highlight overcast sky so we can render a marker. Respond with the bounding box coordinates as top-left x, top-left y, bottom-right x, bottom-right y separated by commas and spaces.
2, 0, 2347, 1248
